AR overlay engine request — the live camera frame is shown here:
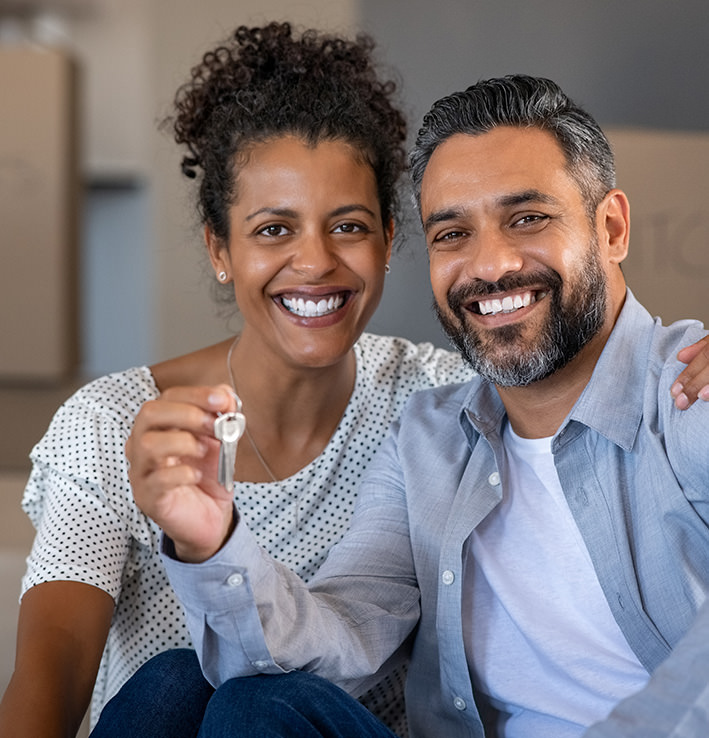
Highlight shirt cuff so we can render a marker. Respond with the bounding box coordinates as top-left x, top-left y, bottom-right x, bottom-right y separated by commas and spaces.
159, 510, 268, 615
